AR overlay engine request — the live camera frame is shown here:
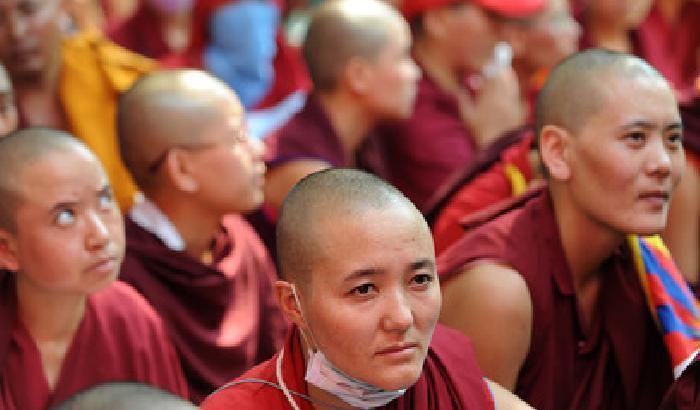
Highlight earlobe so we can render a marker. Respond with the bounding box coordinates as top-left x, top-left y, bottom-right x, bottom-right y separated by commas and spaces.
166, 150, 199, 193
0, 230, 19, 272
539, 125, 572, 181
